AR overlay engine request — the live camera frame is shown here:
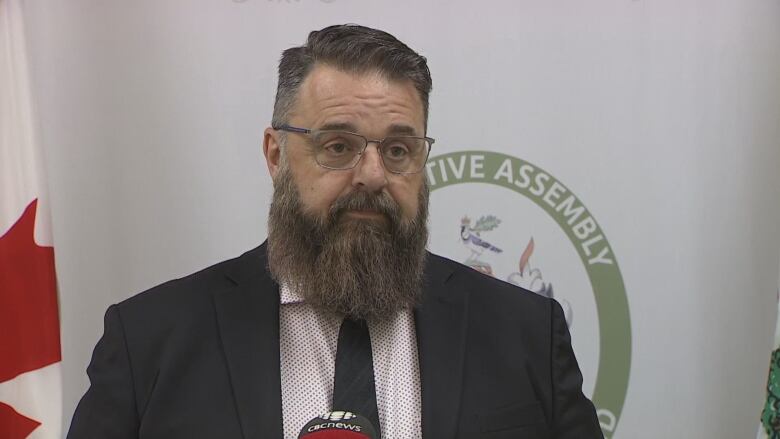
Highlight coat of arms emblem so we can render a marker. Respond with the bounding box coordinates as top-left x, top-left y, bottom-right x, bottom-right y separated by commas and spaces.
460, 214, 573, 327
